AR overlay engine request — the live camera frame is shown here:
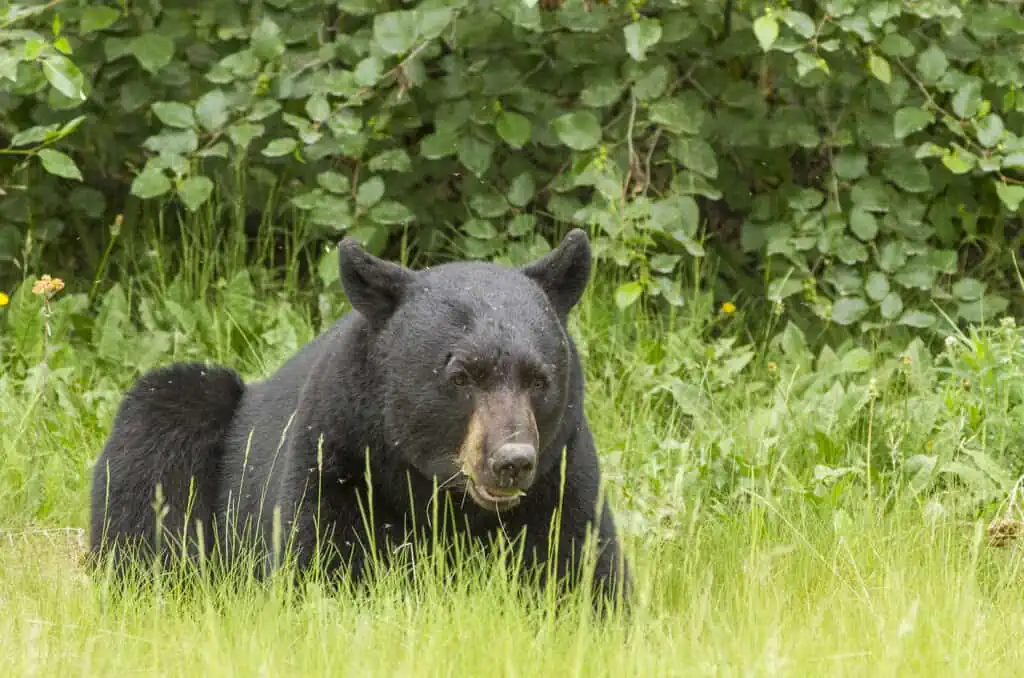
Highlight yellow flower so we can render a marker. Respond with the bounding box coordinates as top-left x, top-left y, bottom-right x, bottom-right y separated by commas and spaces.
31, 275, 65, 297
0, 291, 8, 307
721, 301, 736, 314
